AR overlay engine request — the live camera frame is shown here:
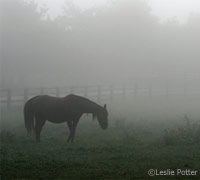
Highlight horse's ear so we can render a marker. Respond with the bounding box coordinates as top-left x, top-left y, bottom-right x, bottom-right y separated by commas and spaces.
104, 104, 107, 109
